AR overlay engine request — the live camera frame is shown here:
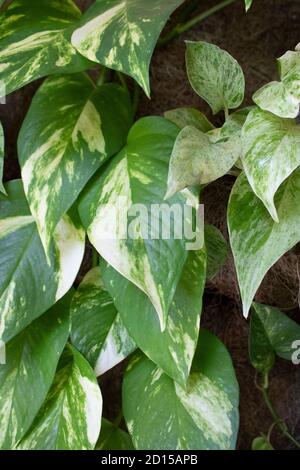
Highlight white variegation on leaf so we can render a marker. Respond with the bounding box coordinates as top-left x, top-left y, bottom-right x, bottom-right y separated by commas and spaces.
18, 345, 102, 450
278, 48, 300, 101
71, 0, 184, 97
242, 108, 300, 221
0, 294, 71, 450
71, 267, 136, 376
123, 330, 239, 450
0, 121, 5, 194
0, 0, 92, 97
164, 107, 214, 132
186, 41, 245, 115
0, 180, 84, 342
18, 73, 132, 254
228, 169, 300, 317
102, 248, 206, 386
79, 117, 199, 331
